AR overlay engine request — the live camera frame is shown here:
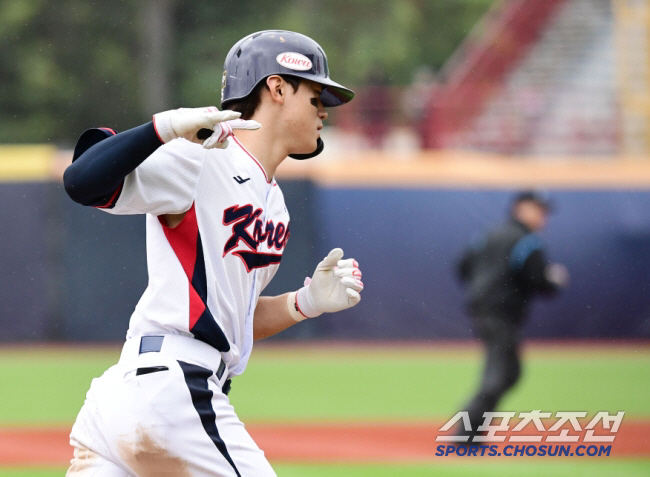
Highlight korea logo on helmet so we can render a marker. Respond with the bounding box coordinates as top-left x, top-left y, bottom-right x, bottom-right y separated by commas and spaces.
276, 52, 313, 71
